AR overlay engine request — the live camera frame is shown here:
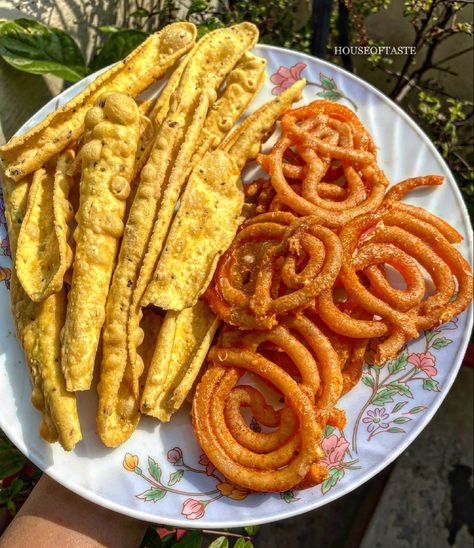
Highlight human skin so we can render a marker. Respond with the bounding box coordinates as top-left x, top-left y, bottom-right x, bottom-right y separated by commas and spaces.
0, 475, 147, 548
